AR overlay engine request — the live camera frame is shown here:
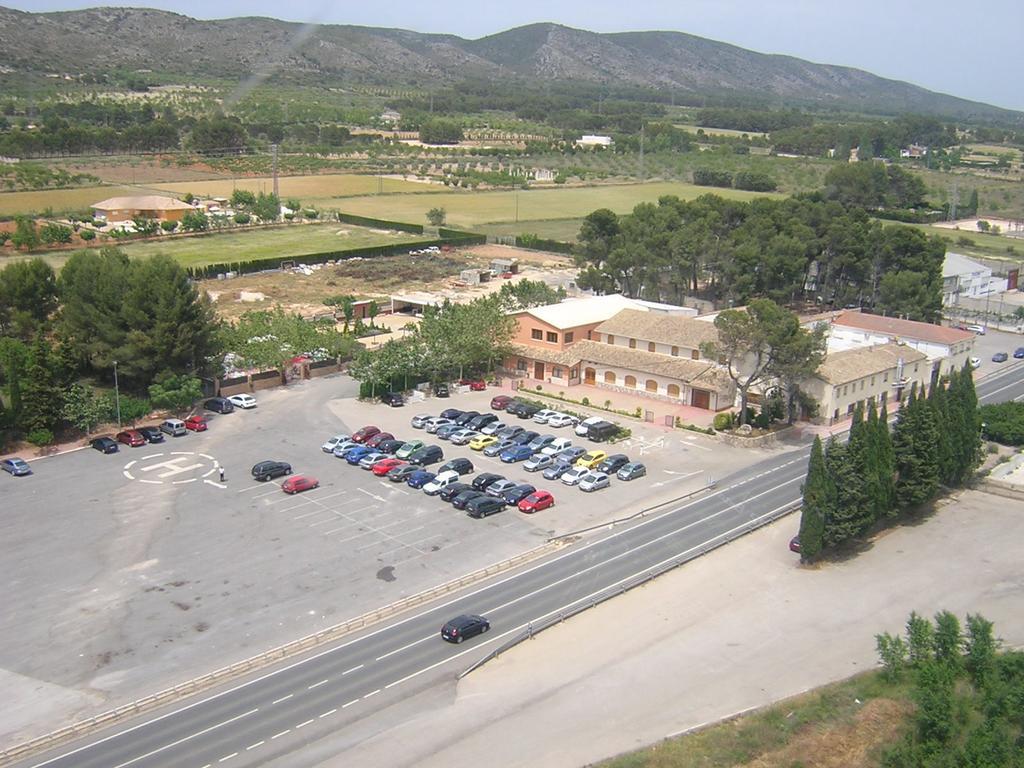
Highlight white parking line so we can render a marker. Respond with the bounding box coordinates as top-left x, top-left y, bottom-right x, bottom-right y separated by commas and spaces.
323, 524, 361, 536
236, 483, 267, 494
293, 507, 332, 520
252, 487, 280, 499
